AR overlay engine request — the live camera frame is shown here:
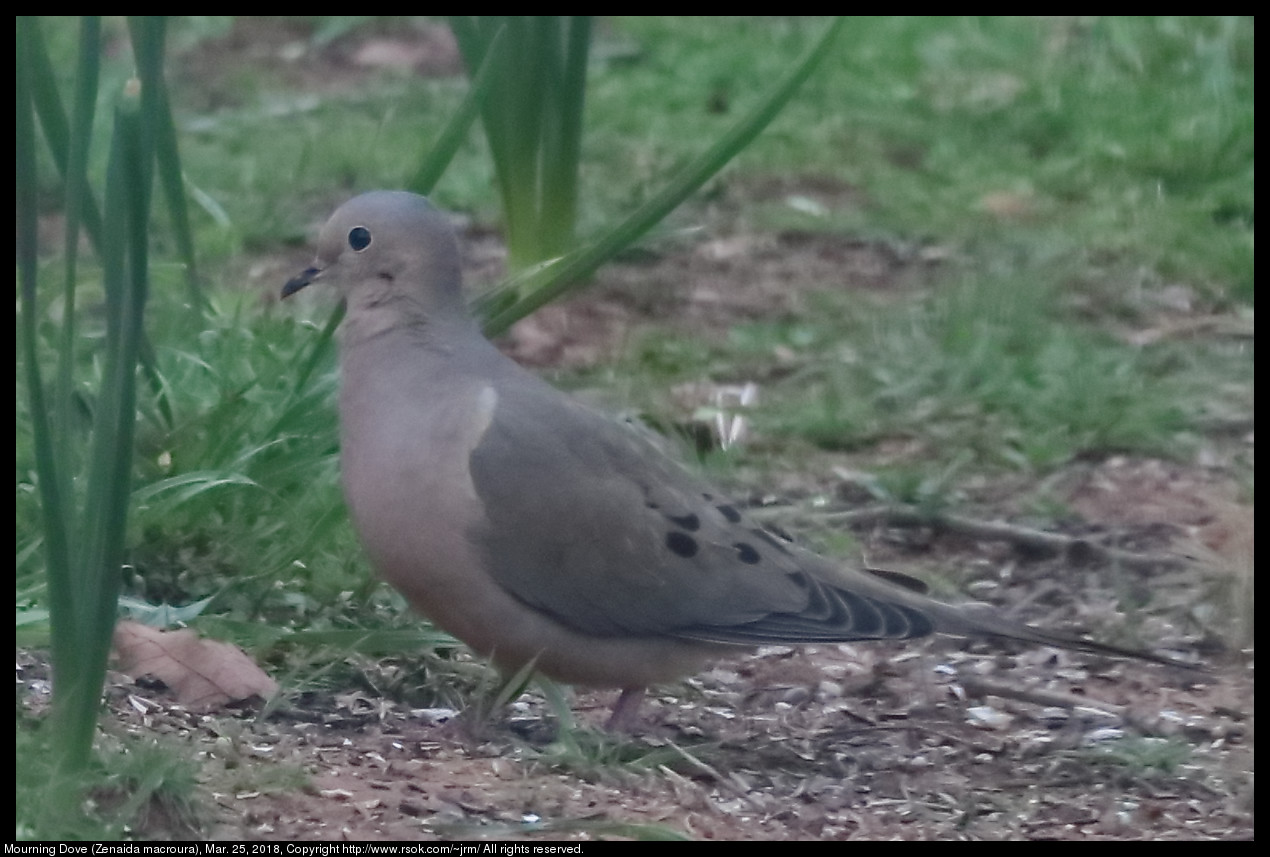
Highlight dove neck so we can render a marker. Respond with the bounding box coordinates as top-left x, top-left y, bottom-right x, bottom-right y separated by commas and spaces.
339, 309, 499, 398
340, 286, 476, 349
